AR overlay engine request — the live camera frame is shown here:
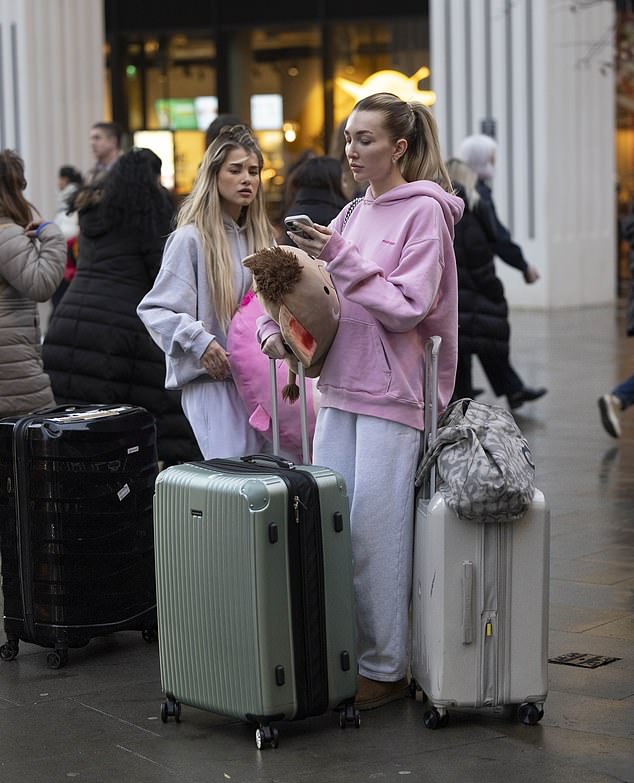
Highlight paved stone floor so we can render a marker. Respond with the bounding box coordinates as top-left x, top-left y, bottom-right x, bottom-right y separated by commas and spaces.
1, 304, 633, 783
